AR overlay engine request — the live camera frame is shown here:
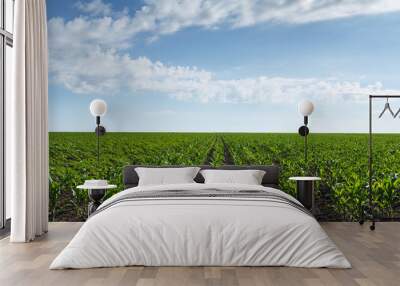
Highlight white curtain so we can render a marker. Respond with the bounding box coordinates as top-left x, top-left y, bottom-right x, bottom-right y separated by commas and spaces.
9, 0, 49, 242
